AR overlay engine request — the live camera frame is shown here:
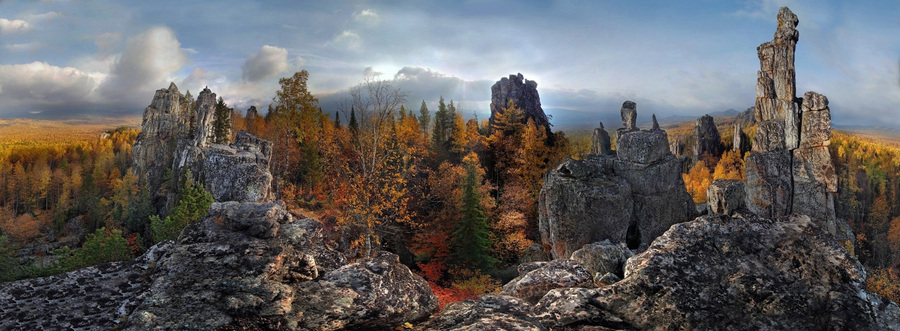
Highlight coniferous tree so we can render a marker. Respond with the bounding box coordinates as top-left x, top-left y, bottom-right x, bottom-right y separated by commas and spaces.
418, 100, 431, 138
334, 111, 341, 128
452, 162, 496, 271
213, 97, 232, 144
